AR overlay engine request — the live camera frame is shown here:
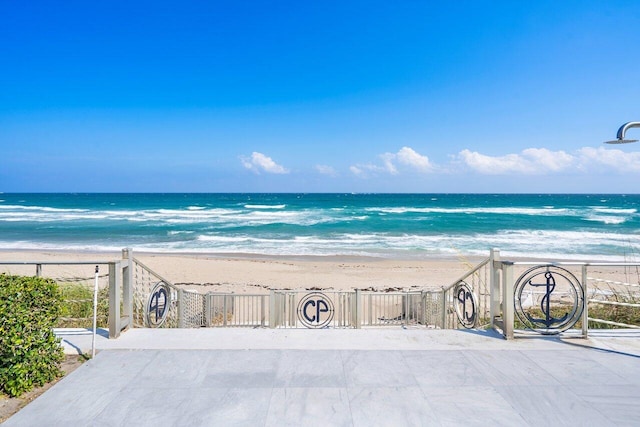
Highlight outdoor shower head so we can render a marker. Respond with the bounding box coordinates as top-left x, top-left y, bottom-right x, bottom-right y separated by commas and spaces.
604, 121, 640, 144
604, 139, 639, 144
